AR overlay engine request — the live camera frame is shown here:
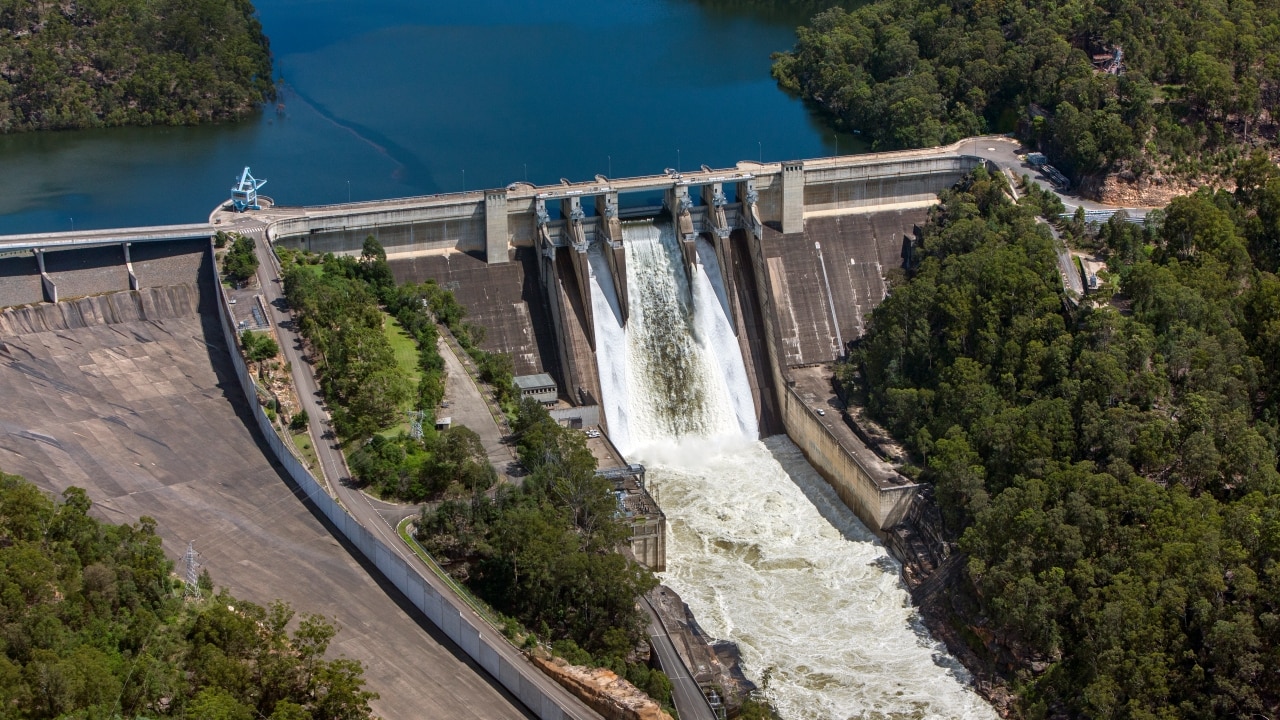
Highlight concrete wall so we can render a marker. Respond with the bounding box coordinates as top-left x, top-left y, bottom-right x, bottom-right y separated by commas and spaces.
210, 244, 584, 720
279, 216, 486, 258
0, 253, 44, 308
41, 245, 131, 300
778, 384, 917, 534
742, 216, 918, 535
803, 170, 966, 214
